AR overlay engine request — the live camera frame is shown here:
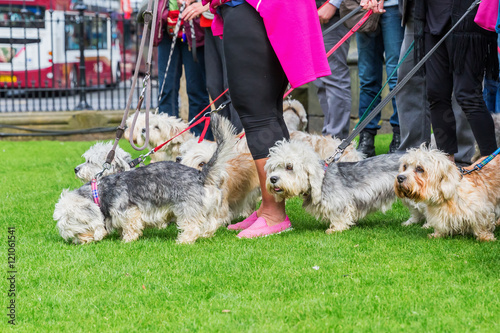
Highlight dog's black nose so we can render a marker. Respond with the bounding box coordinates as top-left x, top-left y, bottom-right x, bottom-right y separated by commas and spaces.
74, 166, 80, 174
270, 176, 279, 184
142, 128, 146, 134
397, 175, 406, 184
